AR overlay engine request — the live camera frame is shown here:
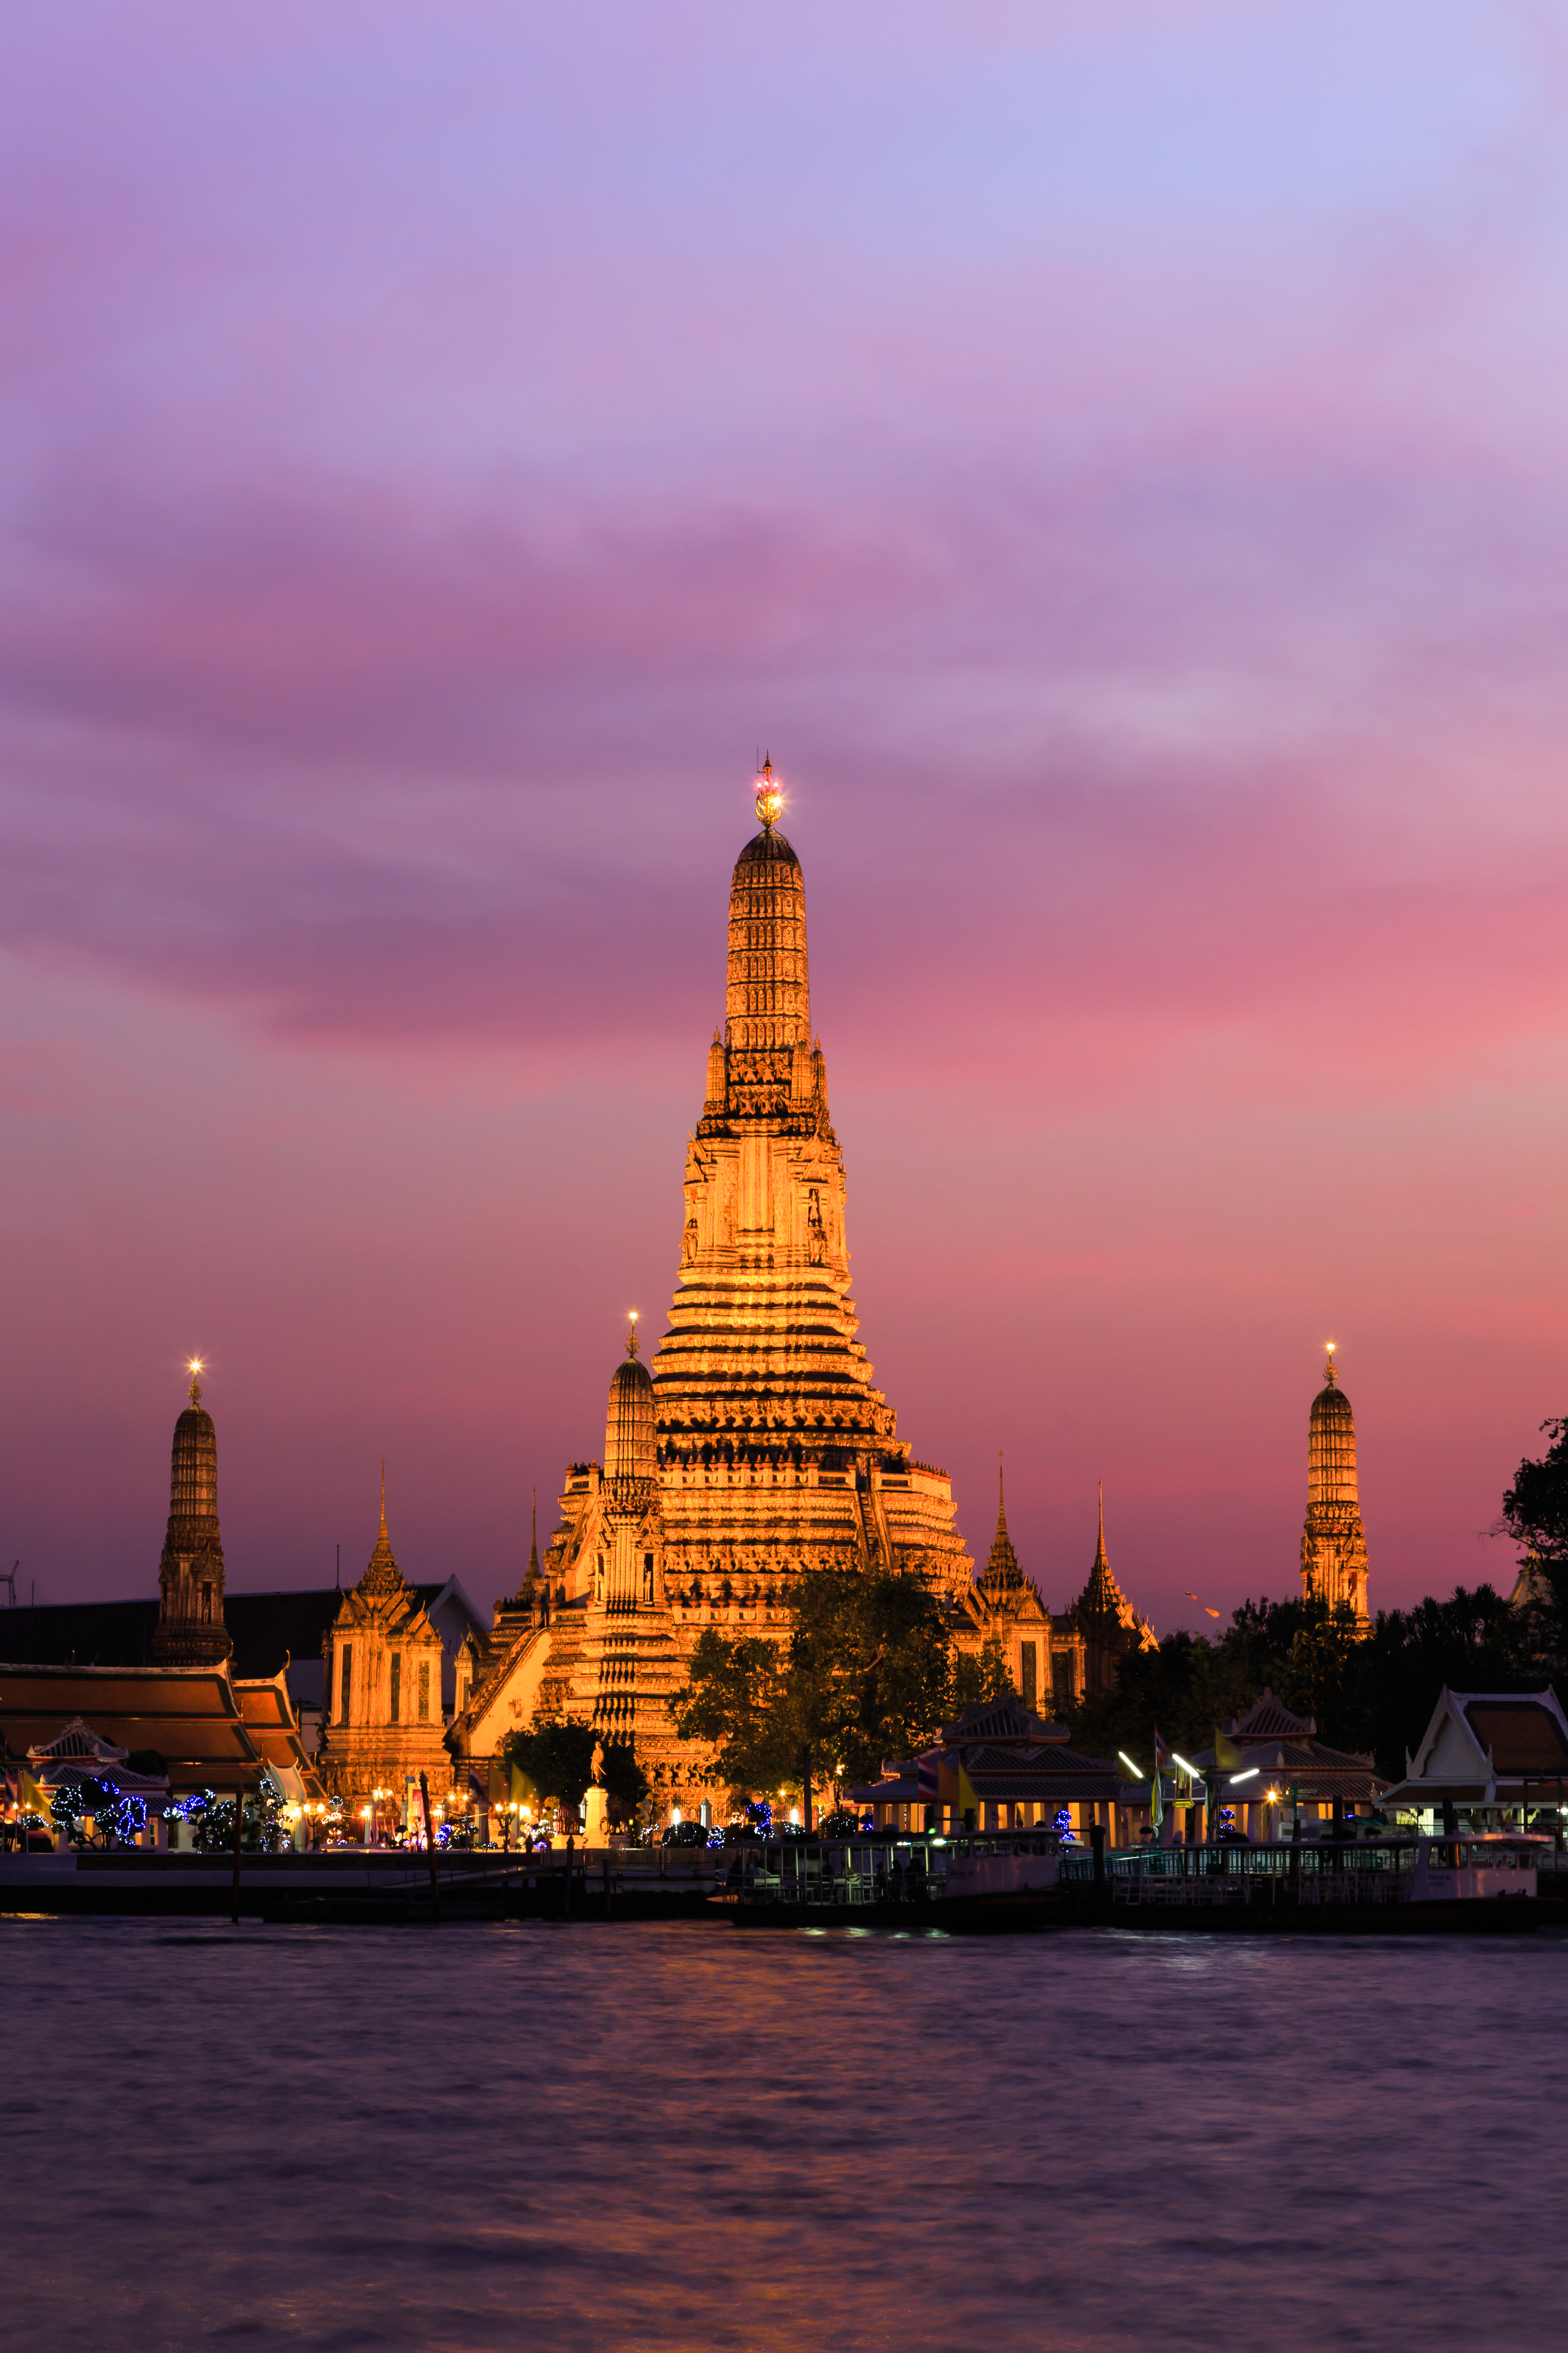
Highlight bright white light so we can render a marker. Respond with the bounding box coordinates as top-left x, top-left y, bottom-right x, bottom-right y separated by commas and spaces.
1117, 1751, 1145, 1778
1228, 1769, 1259, 1785
1171, 1752, 1203, 1779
